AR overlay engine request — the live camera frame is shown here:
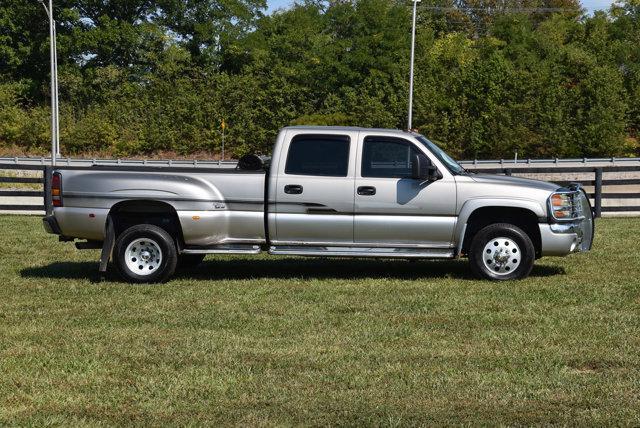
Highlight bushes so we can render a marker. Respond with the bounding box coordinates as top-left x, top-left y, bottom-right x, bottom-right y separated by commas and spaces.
0, 0, 638, 159
0, 82, 49, 154
411, 15, 633, 159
